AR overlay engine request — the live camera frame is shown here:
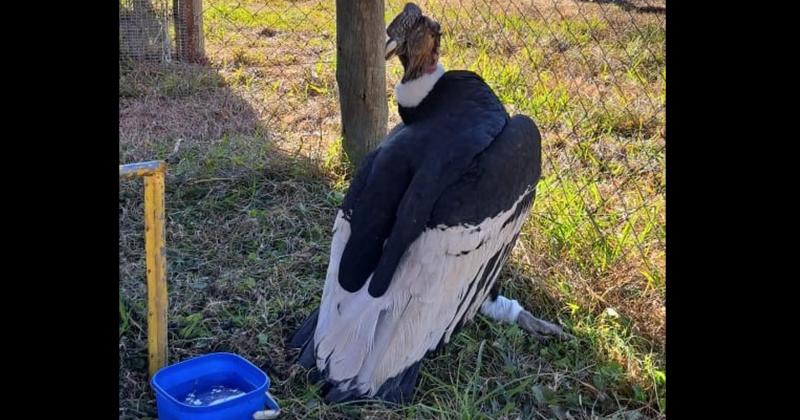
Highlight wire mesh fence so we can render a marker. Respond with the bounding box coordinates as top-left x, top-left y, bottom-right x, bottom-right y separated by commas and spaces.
121, 0, 665, 299
119, 1, 665, 417
120, 0, 173, 63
